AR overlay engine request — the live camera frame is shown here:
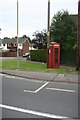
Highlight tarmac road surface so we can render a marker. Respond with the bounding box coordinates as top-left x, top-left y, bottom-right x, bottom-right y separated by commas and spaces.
0, 74, 79, 119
